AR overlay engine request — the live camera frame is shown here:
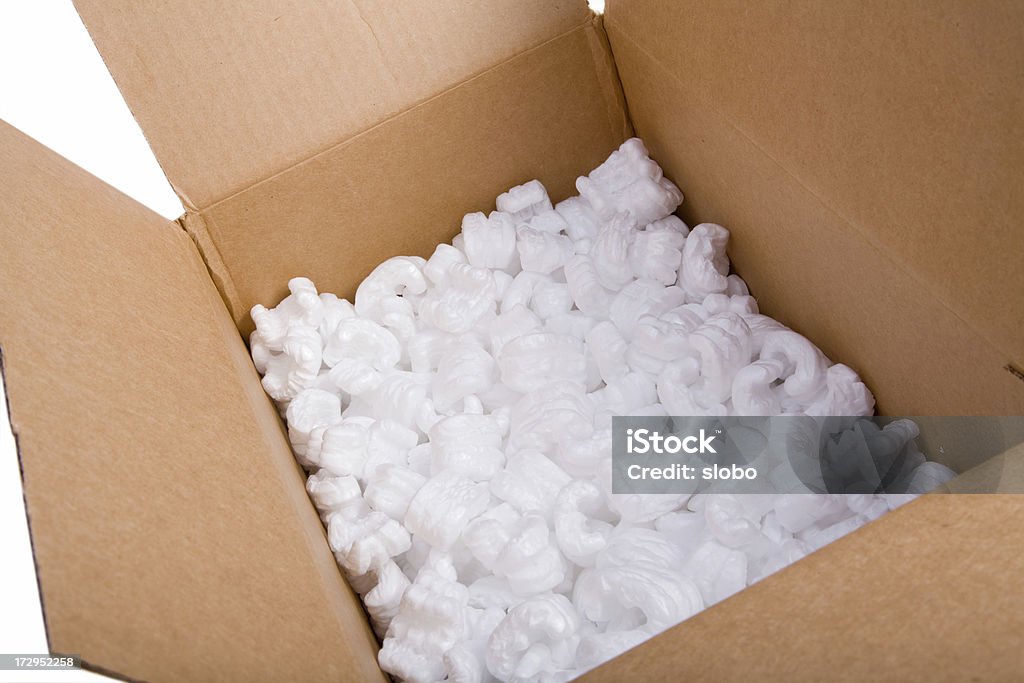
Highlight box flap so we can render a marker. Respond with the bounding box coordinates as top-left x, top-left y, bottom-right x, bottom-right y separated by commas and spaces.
0, 121, 383, 682
189, 17, 630, 334
604, 0, 1024, 414
73, 0, 592, 210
